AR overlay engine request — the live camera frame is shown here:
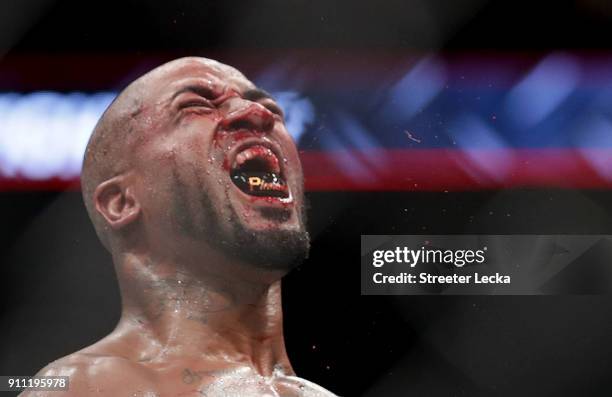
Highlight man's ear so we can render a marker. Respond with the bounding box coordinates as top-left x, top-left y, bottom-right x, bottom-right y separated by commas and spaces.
93, 175, 141, 230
